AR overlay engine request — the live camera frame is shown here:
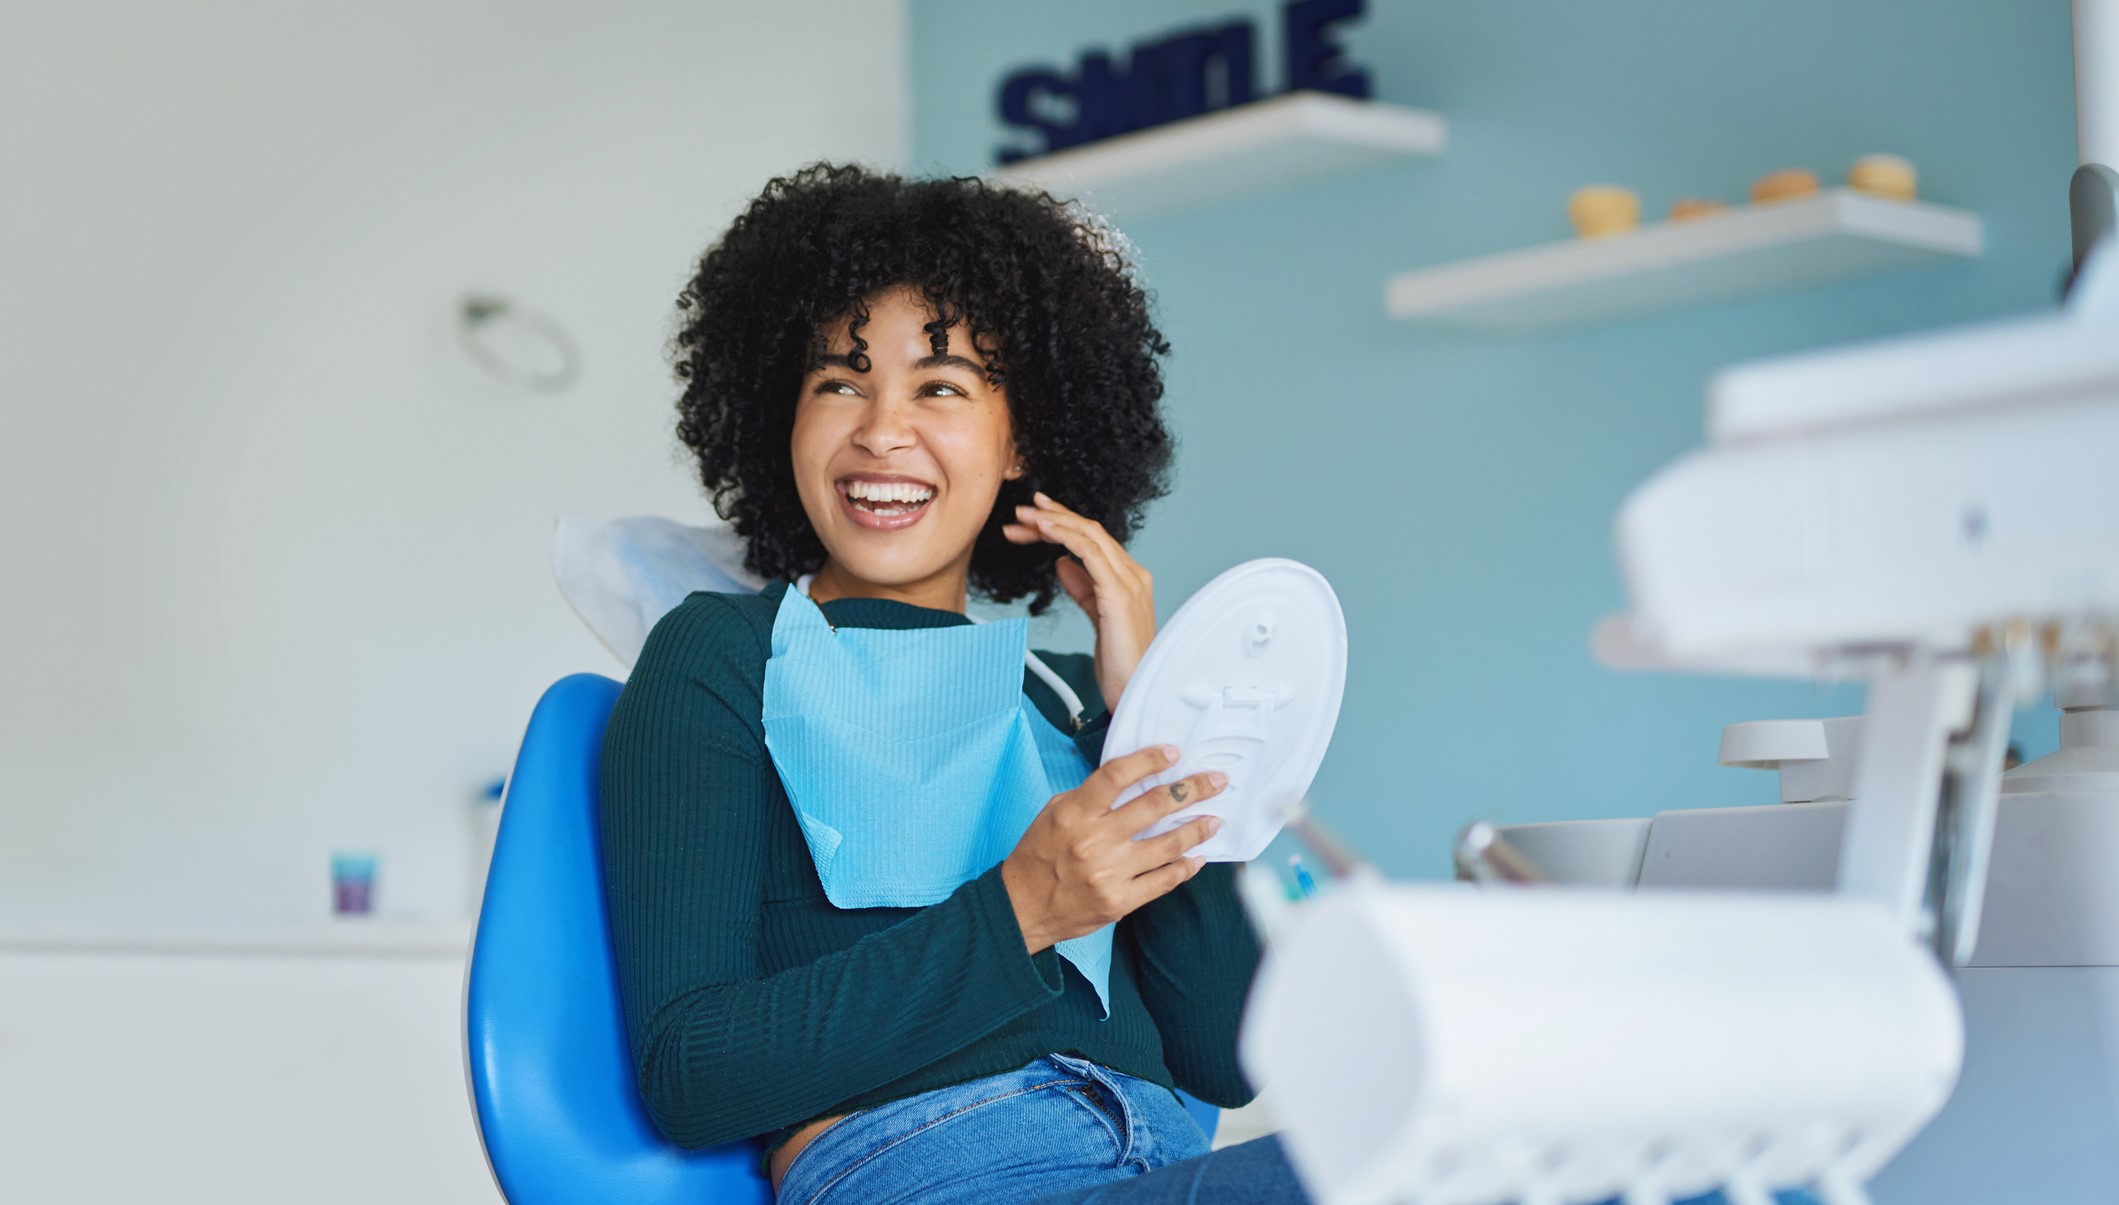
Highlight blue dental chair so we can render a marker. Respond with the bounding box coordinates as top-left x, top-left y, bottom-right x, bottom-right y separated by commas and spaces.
464, 672, 1219, 1204
465, 673, 771, 1204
